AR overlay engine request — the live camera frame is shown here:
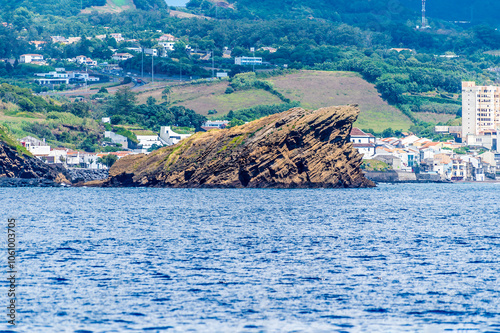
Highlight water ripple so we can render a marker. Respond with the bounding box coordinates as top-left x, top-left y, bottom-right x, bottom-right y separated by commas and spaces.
1, 183, 499, 332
